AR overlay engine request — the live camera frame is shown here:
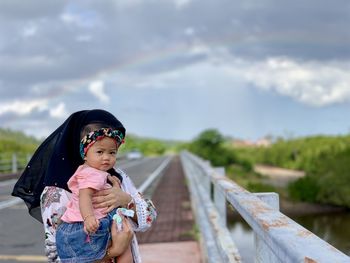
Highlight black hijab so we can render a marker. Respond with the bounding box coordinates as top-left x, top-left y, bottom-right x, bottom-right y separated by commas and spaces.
12, 109, 126, 221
